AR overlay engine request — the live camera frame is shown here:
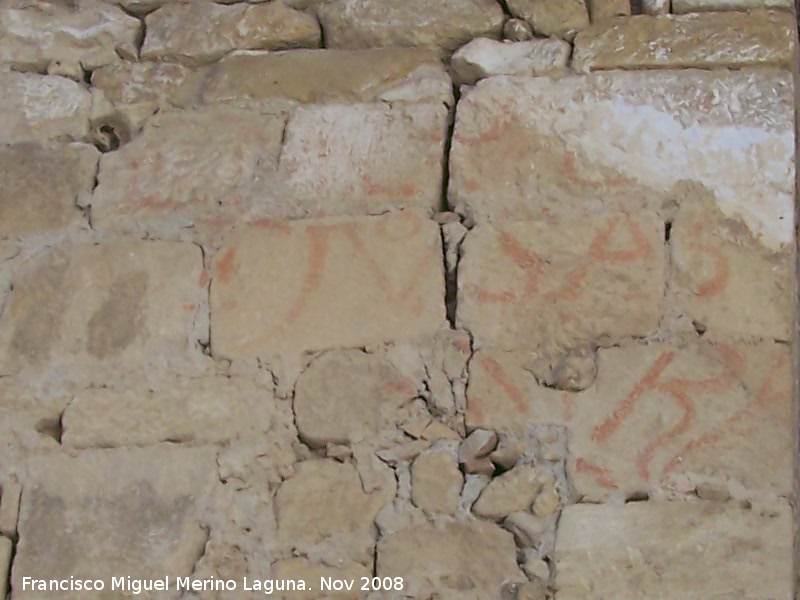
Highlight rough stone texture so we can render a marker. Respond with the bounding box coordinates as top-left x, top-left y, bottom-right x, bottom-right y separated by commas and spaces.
294, 350, 418, 448
211, 211, 445, 360
377, 521, 525, 598
672, 0, 791, 10
0, 536, 9, 600
0, 143, 97, 238
467, 342, 793, 501
278, 102, 449, 216
12, 447, 217, 598
669, 188, 794, 341
503, 18, 534, 41
91, 107, 286, 235
271, 558, 369, 600
572, 10, 795, 71
450, 37, 570, 86
0, 240, 207, 382
0, 71, 91, 143
410, 449, 463, 514
62, 377, 272, 448
472, 465, 542, 520
556, 502, 793, 599
201, 47, 451, 106
318, 0, 505, 53
0, 0, 141, 74
449, 69, 795, 253
457, 214, 664, 351
506, 0, 590, 40
0, 478, 21, 538
141, 0, 321, 66
274, 459, 394, 563
588, 0, 631, 20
